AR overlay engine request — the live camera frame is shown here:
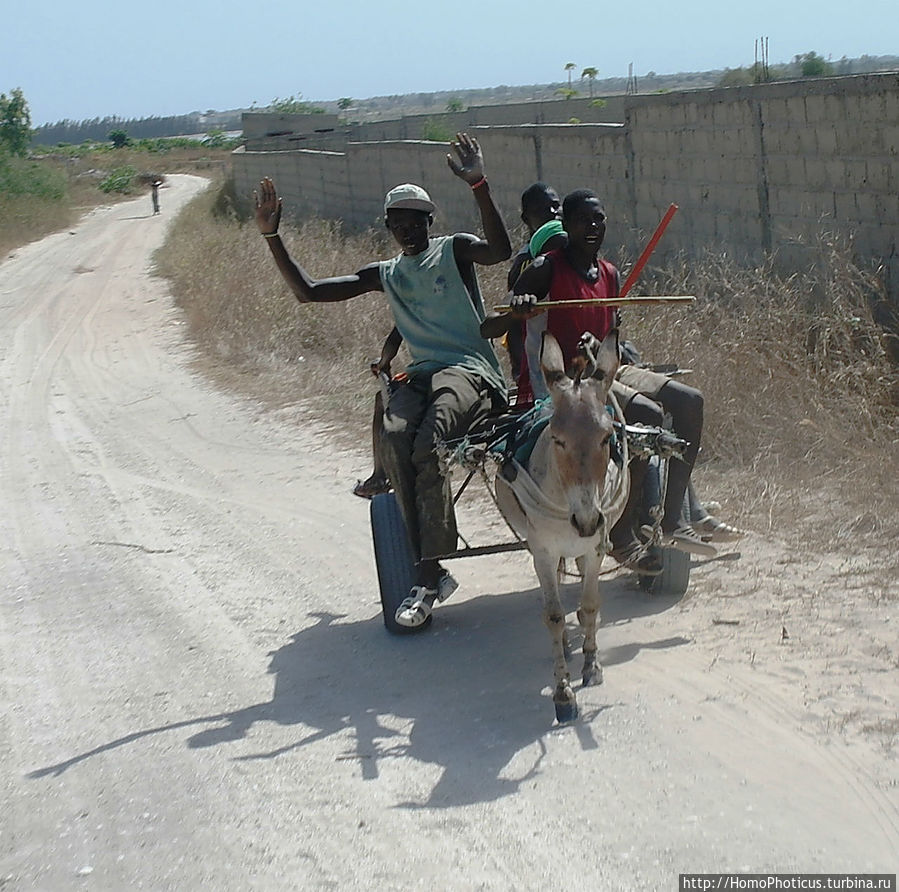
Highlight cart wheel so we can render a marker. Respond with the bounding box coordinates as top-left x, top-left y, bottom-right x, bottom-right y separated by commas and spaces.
638, 456, 691, 597
638, 545, 691, 596
370, 493, 428, 634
